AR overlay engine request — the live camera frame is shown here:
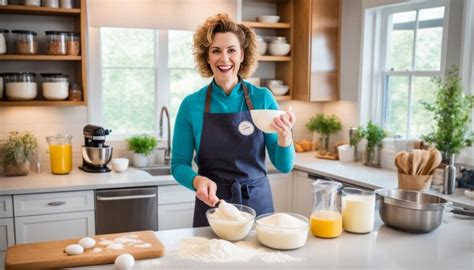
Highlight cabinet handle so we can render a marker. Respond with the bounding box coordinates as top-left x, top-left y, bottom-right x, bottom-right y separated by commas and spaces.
48, 201, 66, 206
97, 193, 156, 201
